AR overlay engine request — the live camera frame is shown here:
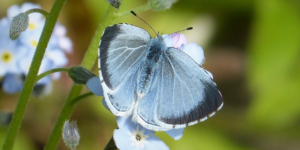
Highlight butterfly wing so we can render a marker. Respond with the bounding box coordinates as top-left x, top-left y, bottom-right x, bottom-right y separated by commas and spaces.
135, 47, 223, 131
99, 23, 150, 116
